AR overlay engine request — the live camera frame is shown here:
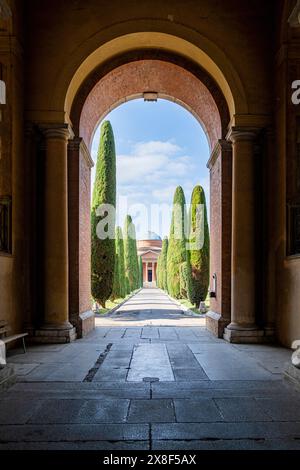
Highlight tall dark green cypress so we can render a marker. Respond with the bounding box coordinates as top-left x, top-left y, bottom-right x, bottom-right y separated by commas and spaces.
110, 229, 121, 300
189, 185, 210, 305
156, 255, 161, 288
116, 226, 126, 299
167, 187, 187, 298
124, 215, 139, 293
91, 121, 116, 307
160, 237, 169, 292
139, 256, 144, 288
